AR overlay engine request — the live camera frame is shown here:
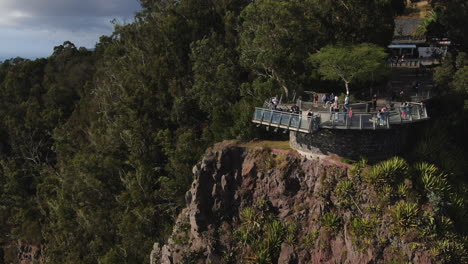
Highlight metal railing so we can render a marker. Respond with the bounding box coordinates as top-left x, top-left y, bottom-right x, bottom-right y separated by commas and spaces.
252, 102, 428, 132
388, 58, 440, 68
